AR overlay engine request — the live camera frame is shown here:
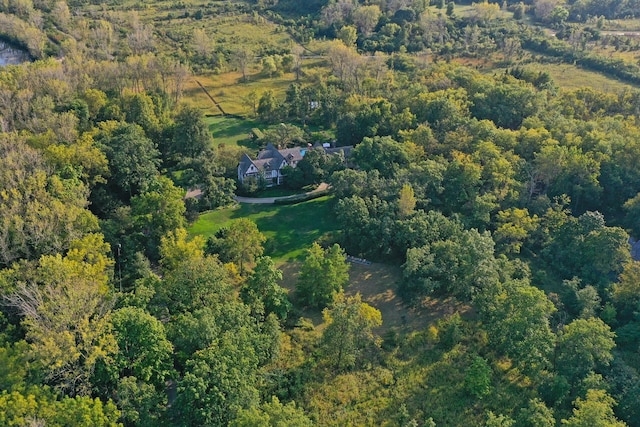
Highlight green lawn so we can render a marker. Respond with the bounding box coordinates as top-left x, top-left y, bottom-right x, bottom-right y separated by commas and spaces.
189, 196, 337, 261
206, 116, 259, 149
